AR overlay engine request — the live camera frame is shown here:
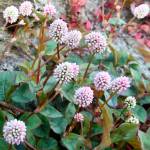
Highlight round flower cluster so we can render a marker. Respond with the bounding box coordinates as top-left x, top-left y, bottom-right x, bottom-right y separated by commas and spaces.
133, 4, 150, 19
124, 96, 136, 109
74, 113, 84, 122
49, 19, 68, 43
126, 116, 139, 124
94, 71, 111, 91
63, 30, 82, 49
110, 76, 131, 93
74, 86, 94, 108
3, 6, 19, 24
43, 4, 56, 16
3, 119, 26, 145
54, 62, 79, 83
19, 1, 33, 16
85, 32, 107, 54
